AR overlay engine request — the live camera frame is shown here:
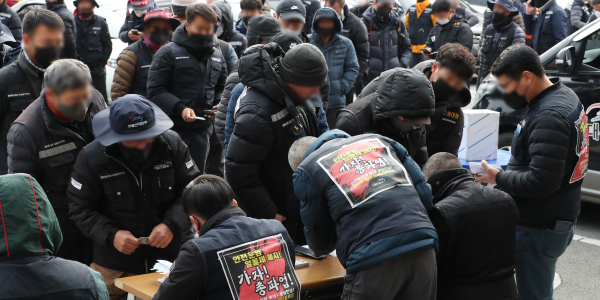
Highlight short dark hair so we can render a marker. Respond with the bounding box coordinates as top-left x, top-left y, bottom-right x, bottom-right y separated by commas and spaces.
436, 43, 476, 80
22, 9, 64, 36
491, 44, 545, 79
241, 0, 263, 11
327, 0, 346, 7
182, 175, 235, 220
432, 0, 451, 13
594, 0, 600, 5
186, 3, 218, 24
